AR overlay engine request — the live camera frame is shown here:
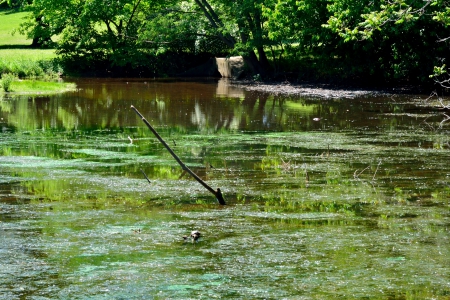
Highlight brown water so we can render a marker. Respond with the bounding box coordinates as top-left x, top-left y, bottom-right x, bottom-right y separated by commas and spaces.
0, 78, 449, 299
